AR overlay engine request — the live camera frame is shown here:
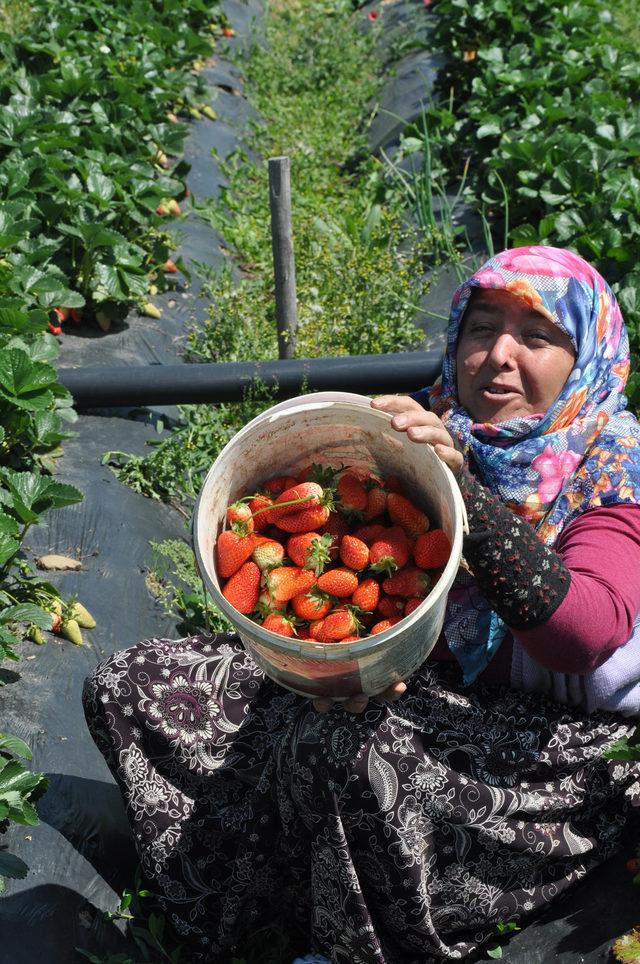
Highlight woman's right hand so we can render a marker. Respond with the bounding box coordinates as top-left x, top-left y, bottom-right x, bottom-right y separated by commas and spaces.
371, 395, 463, 476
